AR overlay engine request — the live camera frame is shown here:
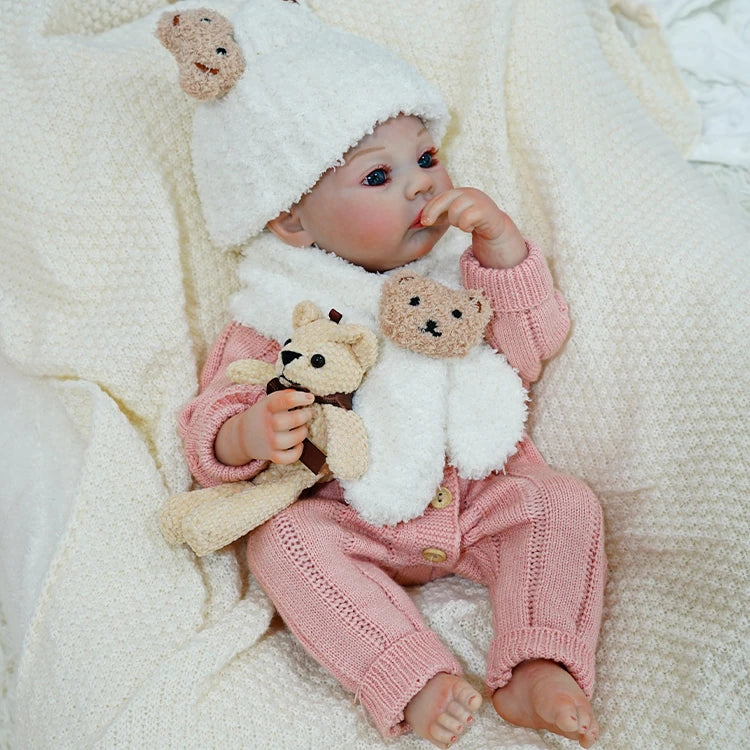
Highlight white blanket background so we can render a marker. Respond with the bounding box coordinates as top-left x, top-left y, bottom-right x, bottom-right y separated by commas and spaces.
1, 0, 748, 747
